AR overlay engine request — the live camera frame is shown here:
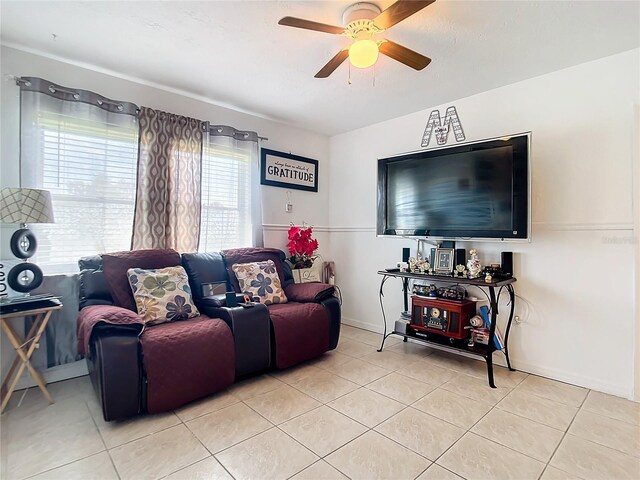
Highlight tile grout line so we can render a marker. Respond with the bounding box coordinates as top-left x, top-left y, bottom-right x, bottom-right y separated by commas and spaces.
20, 451, 116, 480
490, 404, 569, 433
198, 401, 276, 456
86, 399, 122, 480
20, 399, 117, 480
174, 400, 238, 480
286, 376, 365, 406
214, 375, 369, 479
422, 368, 566, 476
427, 384, 501, 473
536, 387, 591, 480
280, 359, 428, 479
102, 420, 183, 451
170, 403, 219, 479
174, 395, 242, 423
553, 392, 640, 462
